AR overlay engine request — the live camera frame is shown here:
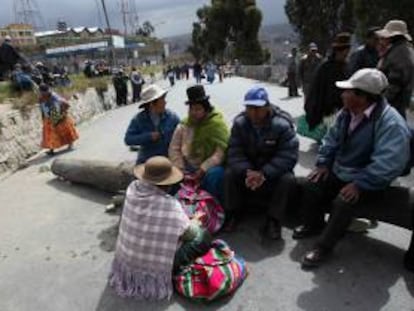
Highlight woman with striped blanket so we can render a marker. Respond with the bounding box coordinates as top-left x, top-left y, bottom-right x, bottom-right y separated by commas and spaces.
109, 156, 211, 300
